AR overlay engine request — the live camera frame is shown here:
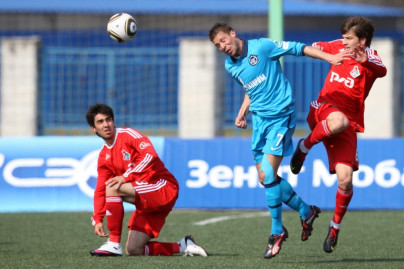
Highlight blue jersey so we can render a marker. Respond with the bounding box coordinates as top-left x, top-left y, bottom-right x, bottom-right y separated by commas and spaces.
225, 38, 306, 118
